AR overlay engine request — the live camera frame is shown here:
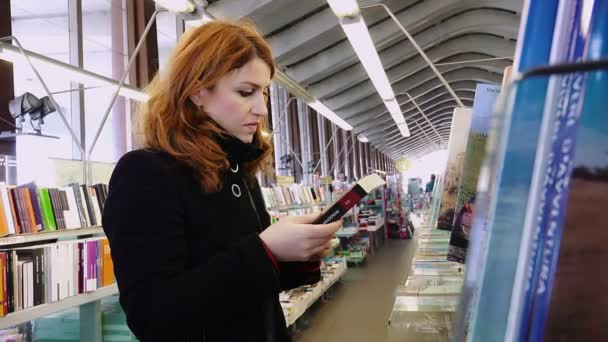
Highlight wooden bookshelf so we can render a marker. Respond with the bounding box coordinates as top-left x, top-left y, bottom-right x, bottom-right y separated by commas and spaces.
0, 284, 118, 330
0, 227, 105, 247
